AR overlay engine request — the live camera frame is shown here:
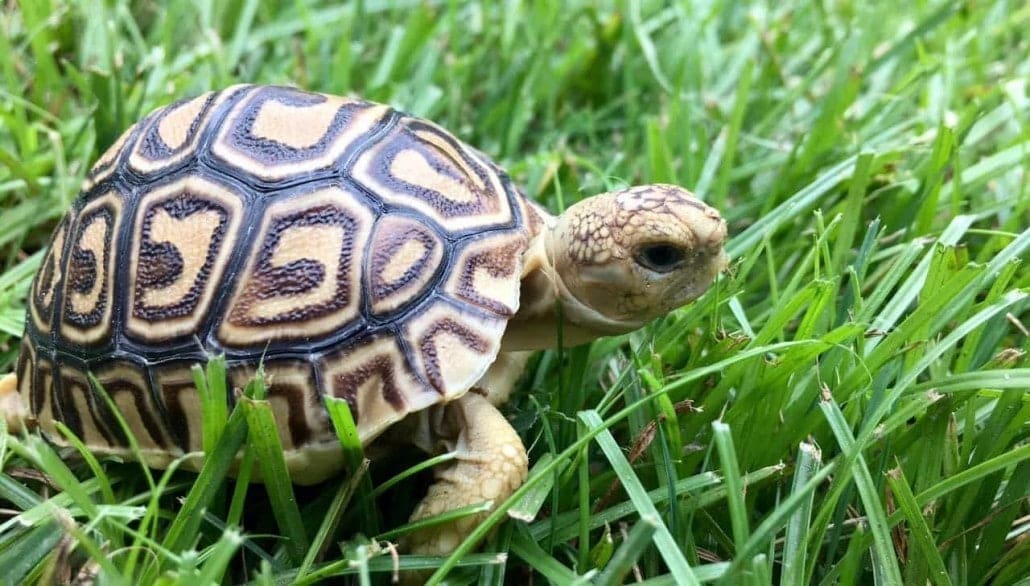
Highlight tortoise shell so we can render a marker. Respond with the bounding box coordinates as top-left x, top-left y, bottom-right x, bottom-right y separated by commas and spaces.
16, 85, 530, 480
